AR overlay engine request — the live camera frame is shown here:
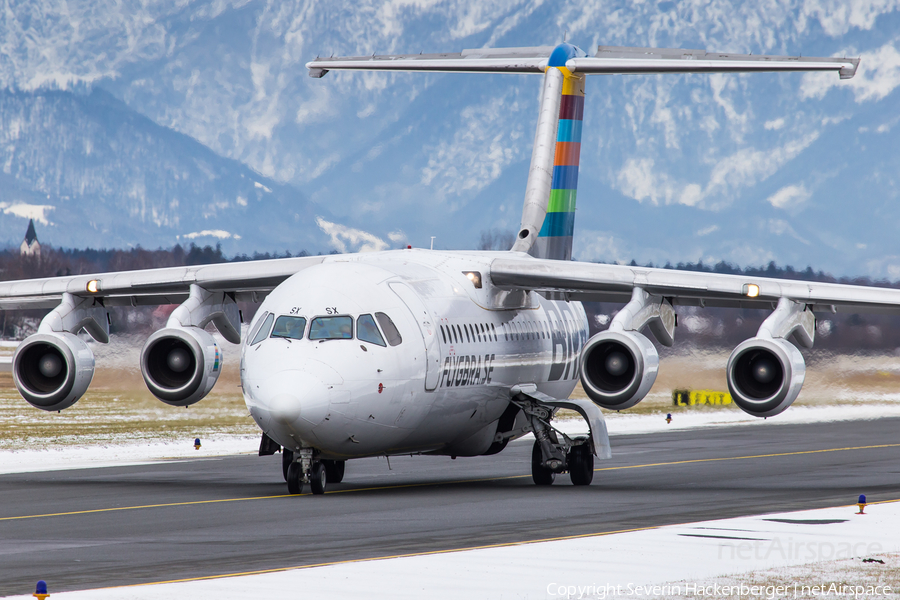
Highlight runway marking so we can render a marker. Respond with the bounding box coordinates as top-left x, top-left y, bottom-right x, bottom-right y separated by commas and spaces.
3, 442, 900, 523
593, 442, 900, 472
91, 496, 900, 590
117, 524, 664, 588
0, 494, 295, 522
